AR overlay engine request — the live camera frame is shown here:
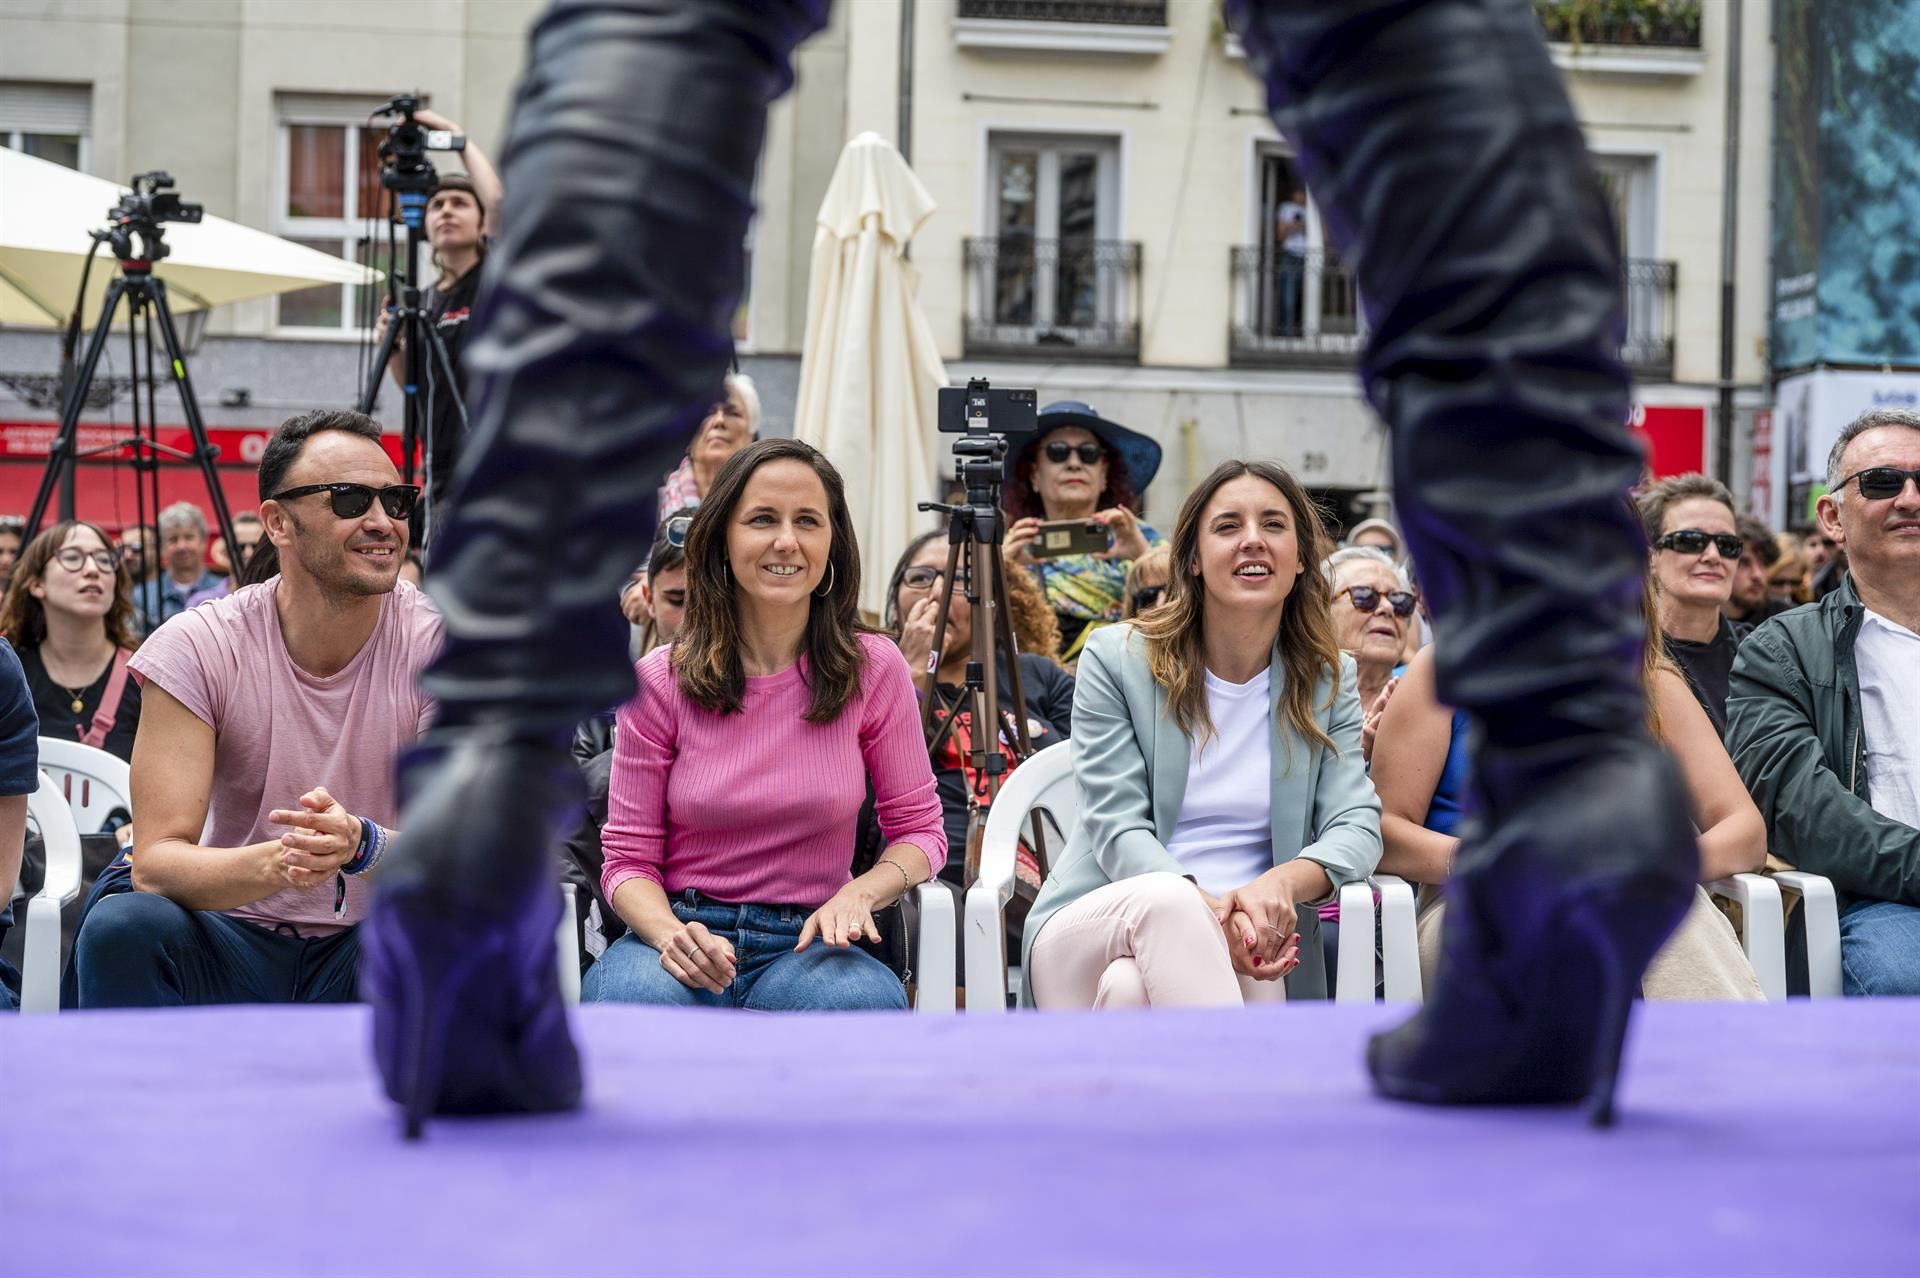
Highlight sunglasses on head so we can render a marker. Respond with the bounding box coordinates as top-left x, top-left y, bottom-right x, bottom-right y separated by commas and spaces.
270, 483, 420, 521
662, 515, 693, 549
1654, 529, 1743, 560
53, 547, 118, 574
1044, 441, 1105, 466
1838, 465, 1920, 502
1339, 584, 1417, 617
1131, 584, 1166, 612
